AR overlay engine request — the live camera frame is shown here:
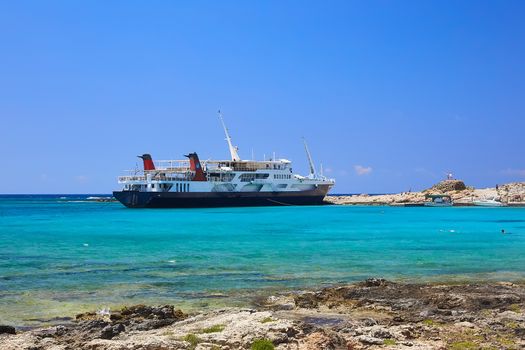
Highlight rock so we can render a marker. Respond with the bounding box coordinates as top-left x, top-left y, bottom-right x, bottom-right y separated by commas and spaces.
499, 182, 525, 203
100, 323, 125, 339
356, 335, 384, 345
133, 318, 178, 331
35, 325, 69, 338
0, 325, 16, 335
474, 294, 521, 309
432, 293, 466, 309
362, 278, 388, 287
371, 326, 393, 339
428, 180, 467, 192
400, 326, 417, 339
326, 181, 524, 206
454, 321, 476, 328
362, 318, 378, 326
515, 328, 525, 338
294, 292, 319, 308
2, 281, 525, 350
109, 312, 123, 321
419, 309, 436, 317
497, 310, 525, 322
76, 311, 97, 321
274, 302, 295, 311
120, 304, 185, 320
300, 330, 347, 350
54, 325, 68, 337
